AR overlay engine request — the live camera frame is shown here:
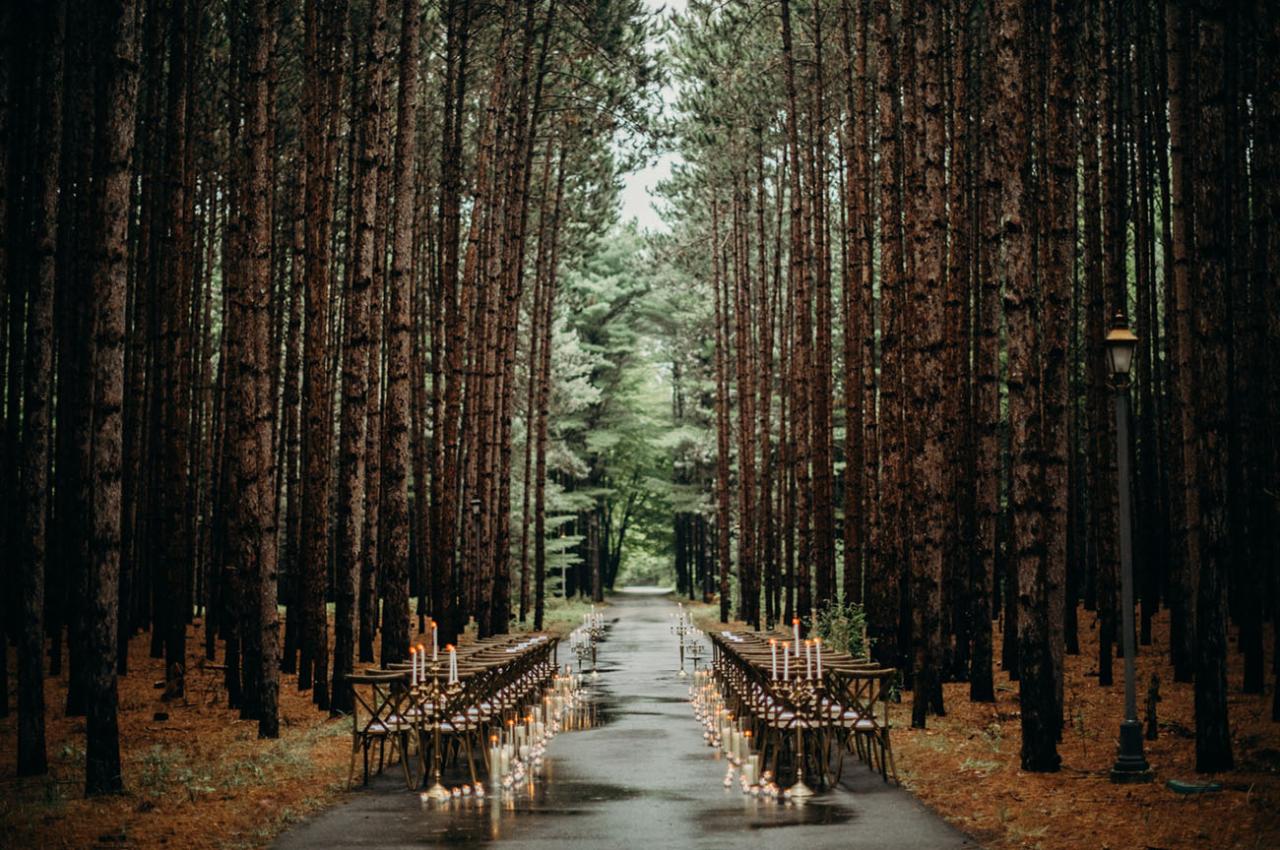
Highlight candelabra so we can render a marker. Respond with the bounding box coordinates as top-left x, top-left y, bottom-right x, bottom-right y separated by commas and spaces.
670, 611, 694, 677
769, 676, 819, 797
418, 665, 461, 802
687, 639, 705, 673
